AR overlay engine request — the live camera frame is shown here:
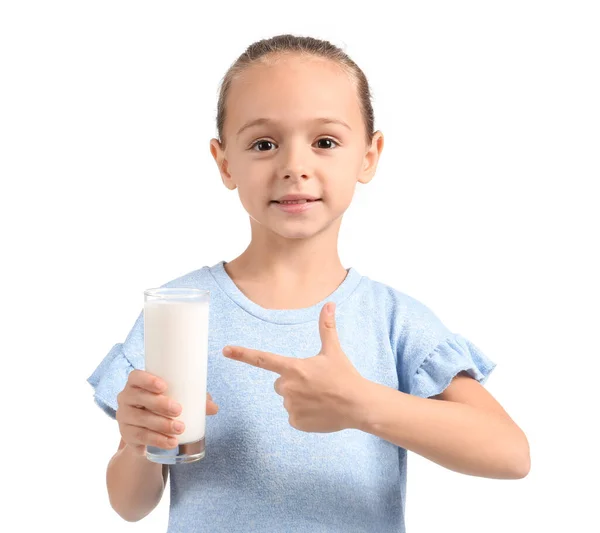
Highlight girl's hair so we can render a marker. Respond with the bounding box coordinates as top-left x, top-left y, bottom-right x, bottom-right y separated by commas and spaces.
216, 34, 375, 149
